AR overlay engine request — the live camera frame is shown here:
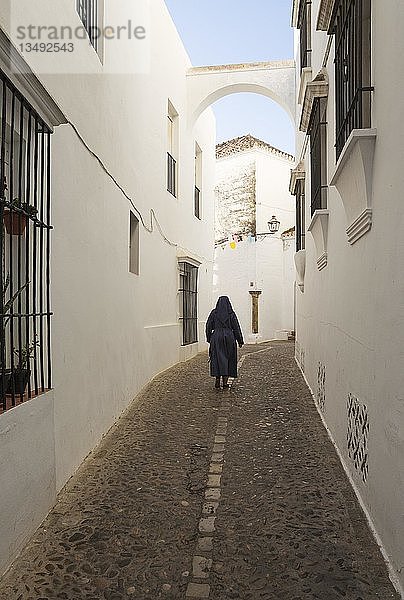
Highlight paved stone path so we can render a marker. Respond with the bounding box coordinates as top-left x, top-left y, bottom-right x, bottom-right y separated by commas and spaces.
0, 342, 399, 600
